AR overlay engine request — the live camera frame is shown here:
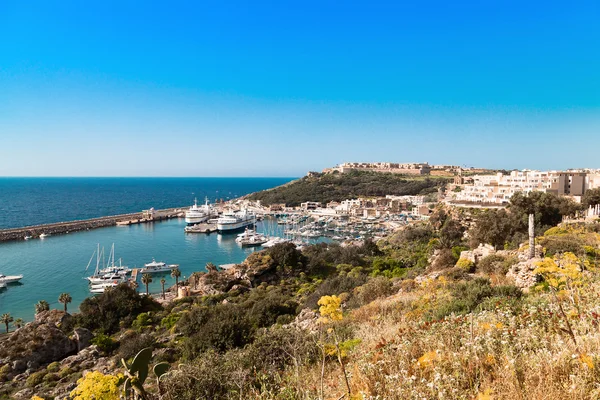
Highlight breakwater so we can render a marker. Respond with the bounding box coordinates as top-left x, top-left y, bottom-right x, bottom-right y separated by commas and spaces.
0, 208, 183, 243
